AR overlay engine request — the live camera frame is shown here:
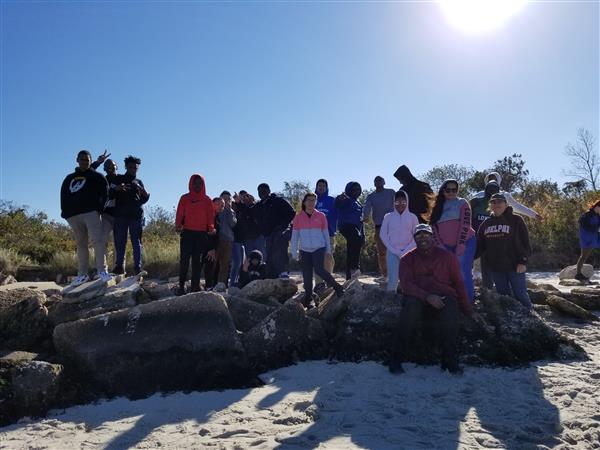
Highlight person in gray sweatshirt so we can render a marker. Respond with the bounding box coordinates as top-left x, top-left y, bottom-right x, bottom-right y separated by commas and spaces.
362, 176, 396, 280
215, 191, 237, 288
